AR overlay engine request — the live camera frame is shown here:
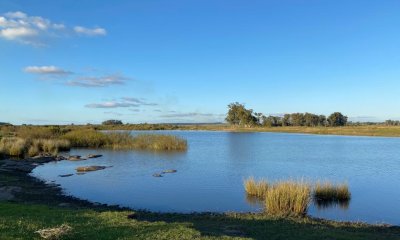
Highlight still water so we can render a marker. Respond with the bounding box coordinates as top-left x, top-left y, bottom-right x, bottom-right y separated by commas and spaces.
31, 131, 400, 225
